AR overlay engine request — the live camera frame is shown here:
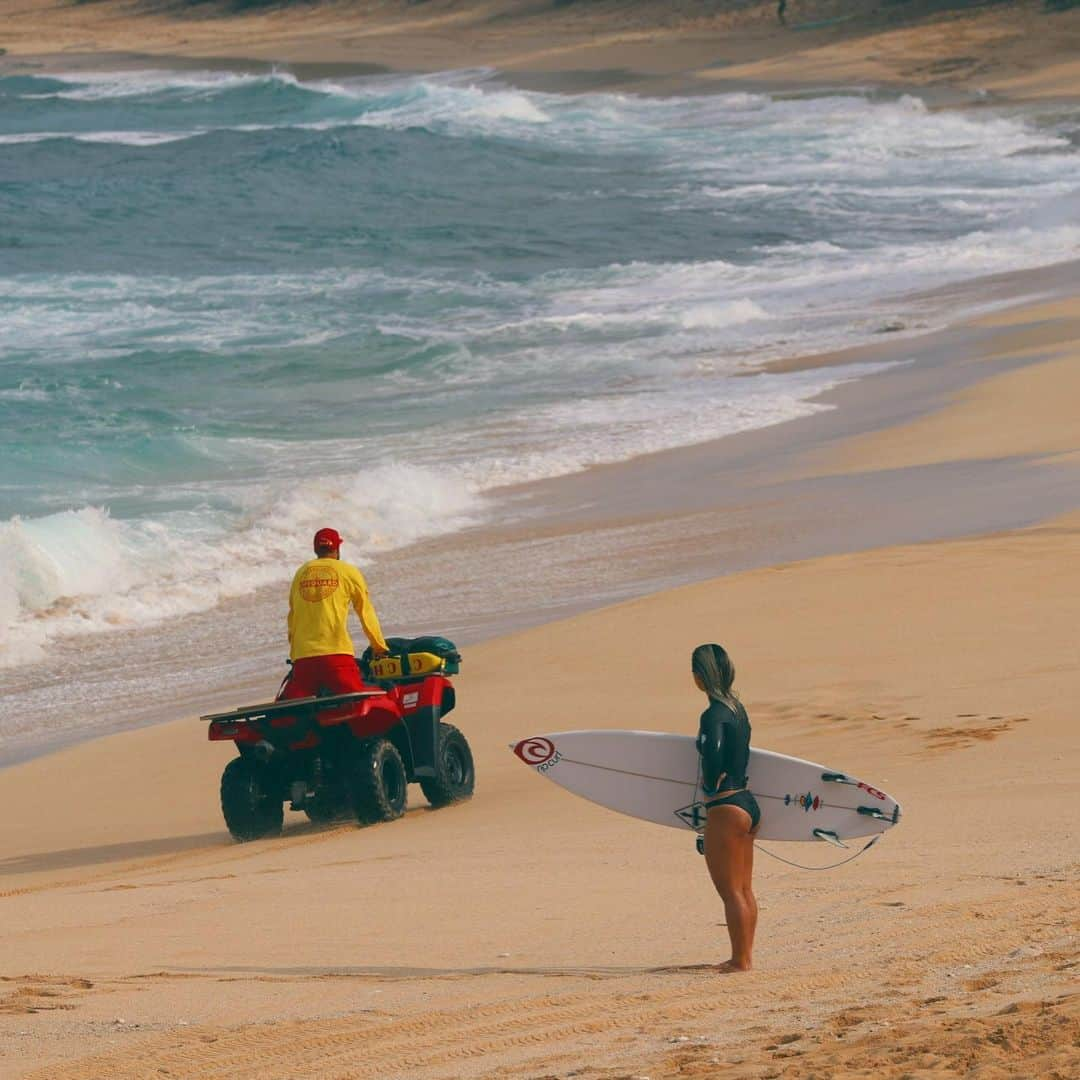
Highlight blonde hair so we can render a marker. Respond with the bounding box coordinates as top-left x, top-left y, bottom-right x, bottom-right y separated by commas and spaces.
692, 643, 738, 705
